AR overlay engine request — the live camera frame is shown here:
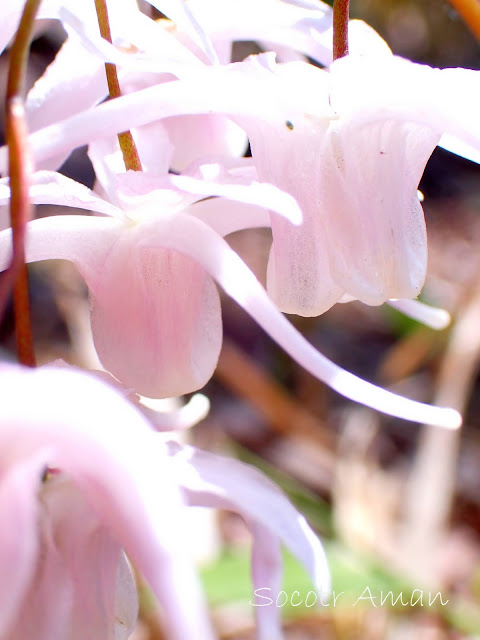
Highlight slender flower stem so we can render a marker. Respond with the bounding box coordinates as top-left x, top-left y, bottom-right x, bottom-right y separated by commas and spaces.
333, 0, 350, 61
94, 0, 142, 171
0, 0, 41, 366
447, 0, 480, 42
